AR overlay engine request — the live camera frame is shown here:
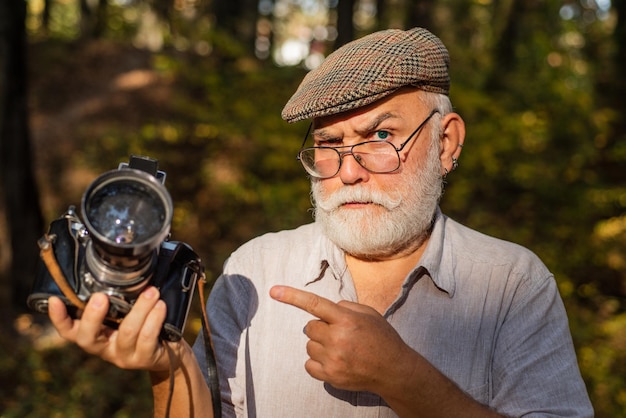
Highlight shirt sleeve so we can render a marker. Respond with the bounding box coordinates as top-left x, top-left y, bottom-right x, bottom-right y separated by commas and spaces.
193, 258, 256, 418
490, 273, 593, 417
